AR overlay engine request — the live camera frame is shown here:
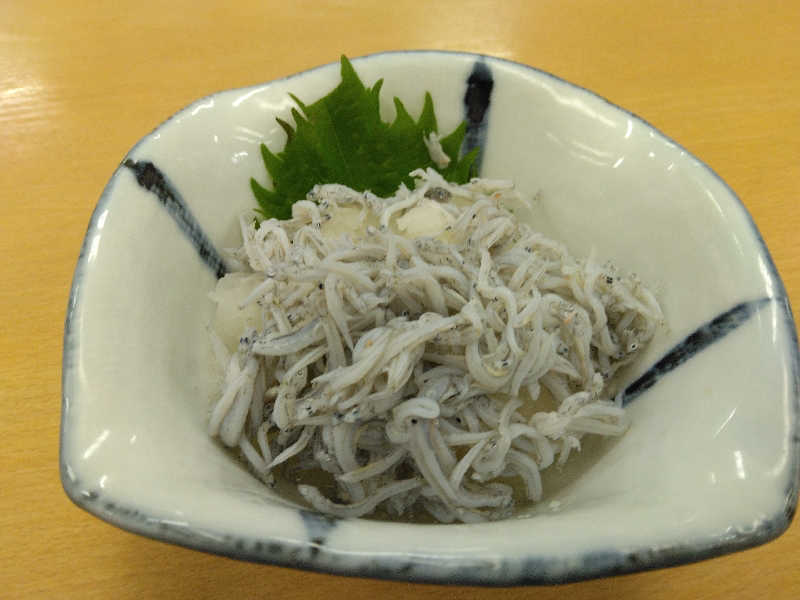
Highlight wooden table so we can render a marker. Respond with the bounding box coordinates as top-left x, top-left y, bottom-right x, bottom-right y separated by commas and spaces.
3, 1, 798, 597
